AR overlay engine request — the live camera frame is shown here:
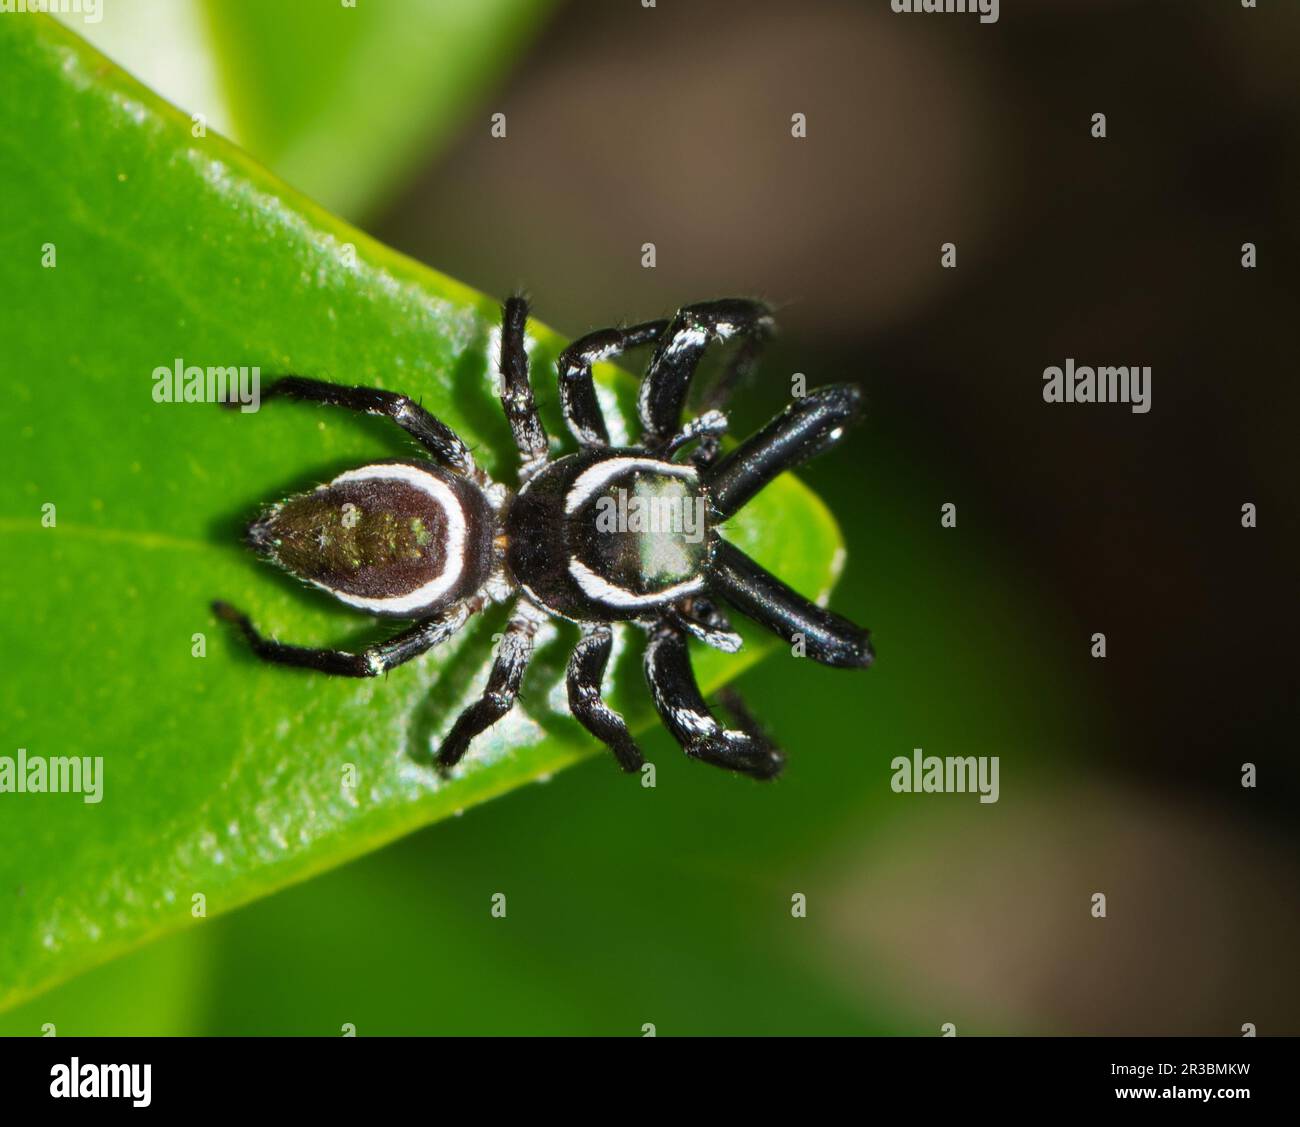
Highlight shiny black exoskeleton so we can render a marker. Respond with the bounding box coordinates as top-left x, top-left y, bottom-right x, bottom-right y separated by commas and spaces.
214, 297, 872, 779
